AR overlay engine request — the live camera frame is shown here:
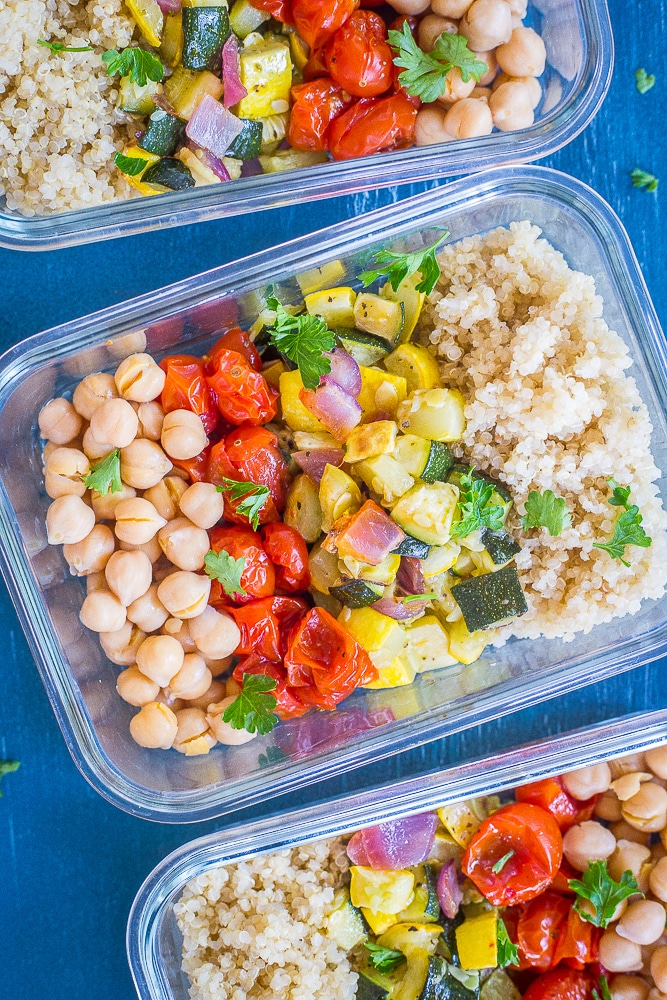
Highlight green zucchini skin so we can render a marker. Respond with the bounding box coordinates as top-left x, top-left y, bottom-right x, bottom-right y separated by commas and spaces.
182, 7, 231, 72
142, 158, 195, 191
451, 565, 527, 632
480, 528, 521, 565
335, 328, 391, 367
356, 974, 390, 1000
227, 118, 263, 160
394, 535, 431, 559
420, 441, 454, 484
329, 579, 384, 608
139, 111, 185, 157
